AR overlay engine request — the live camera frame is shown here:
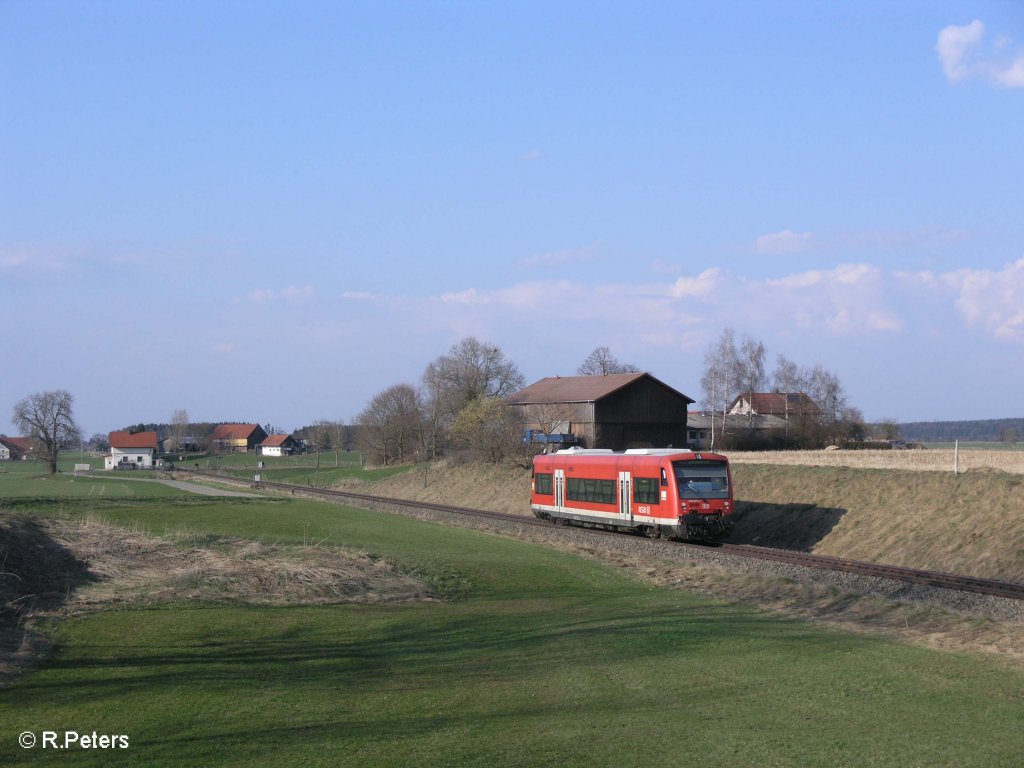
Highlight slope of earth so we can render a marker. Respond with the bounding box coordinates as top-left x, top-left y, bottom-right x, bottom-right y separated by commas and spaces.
344, 460, 1024, 584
